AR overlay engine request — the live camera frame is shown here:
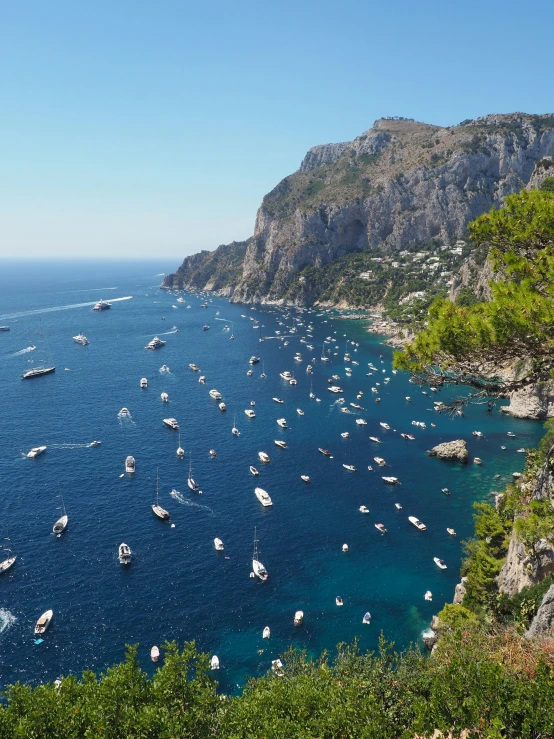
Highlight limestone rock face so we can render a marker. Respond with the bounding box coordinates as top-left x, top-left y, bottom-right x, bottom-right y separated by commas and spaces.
497, 533, 554, 596
500, 381, 554, 420
427, 440, 468, 462
162, 113, 554, 305
526, 584, 554, 638
453, 578, 468, 605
